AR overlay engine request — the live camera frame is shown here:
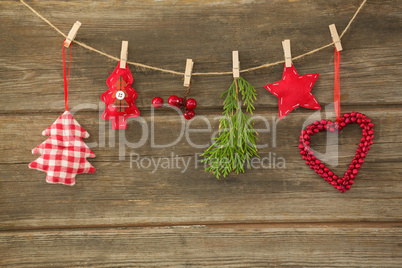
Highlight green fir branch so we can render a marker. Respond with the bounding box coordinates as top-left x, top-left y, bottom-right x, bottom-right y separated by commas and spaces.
201, 76, 258, 179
